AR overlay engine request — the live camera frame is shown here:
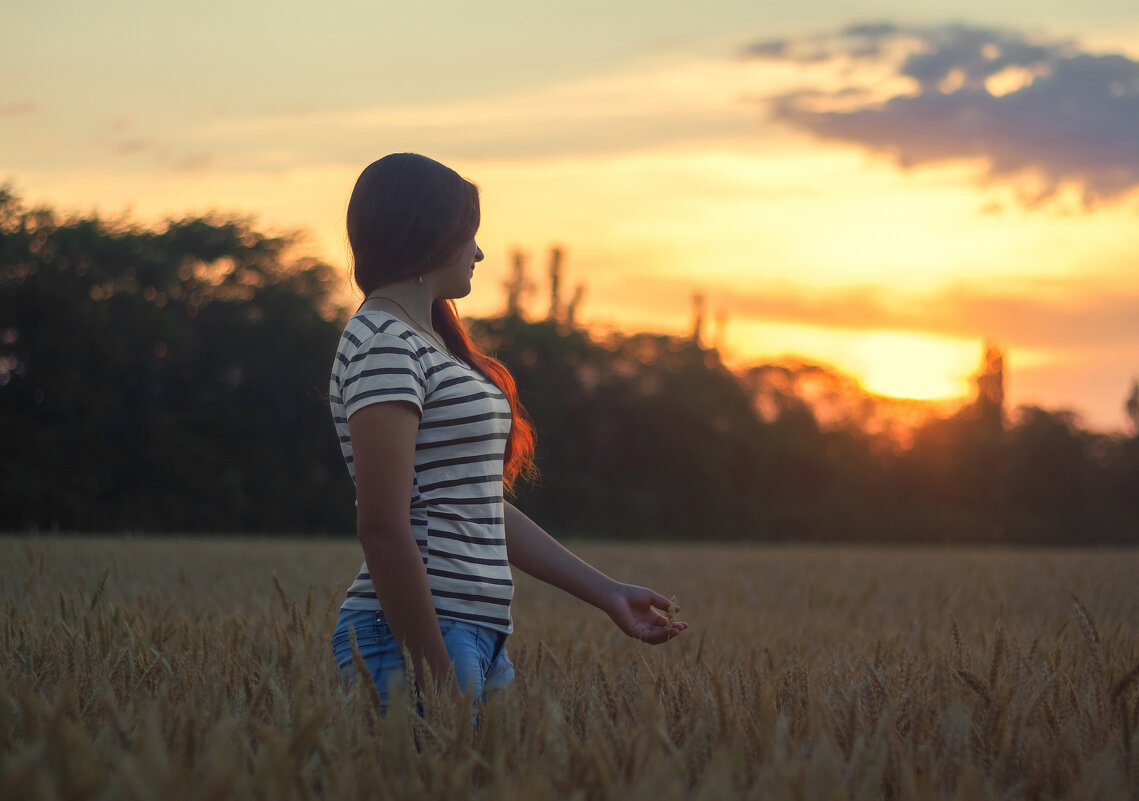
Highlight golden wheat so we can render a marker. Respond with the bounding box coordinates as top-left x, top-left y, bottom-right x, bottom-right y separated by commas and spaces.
1, 536, 1137, 800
